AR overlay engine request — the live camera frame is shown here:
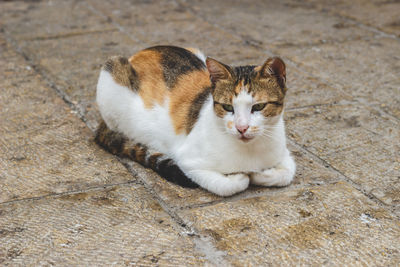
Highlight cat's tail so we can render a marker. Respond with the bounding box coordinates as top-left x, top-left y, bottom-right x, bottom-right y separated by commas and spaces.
94, 120, 199, 188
